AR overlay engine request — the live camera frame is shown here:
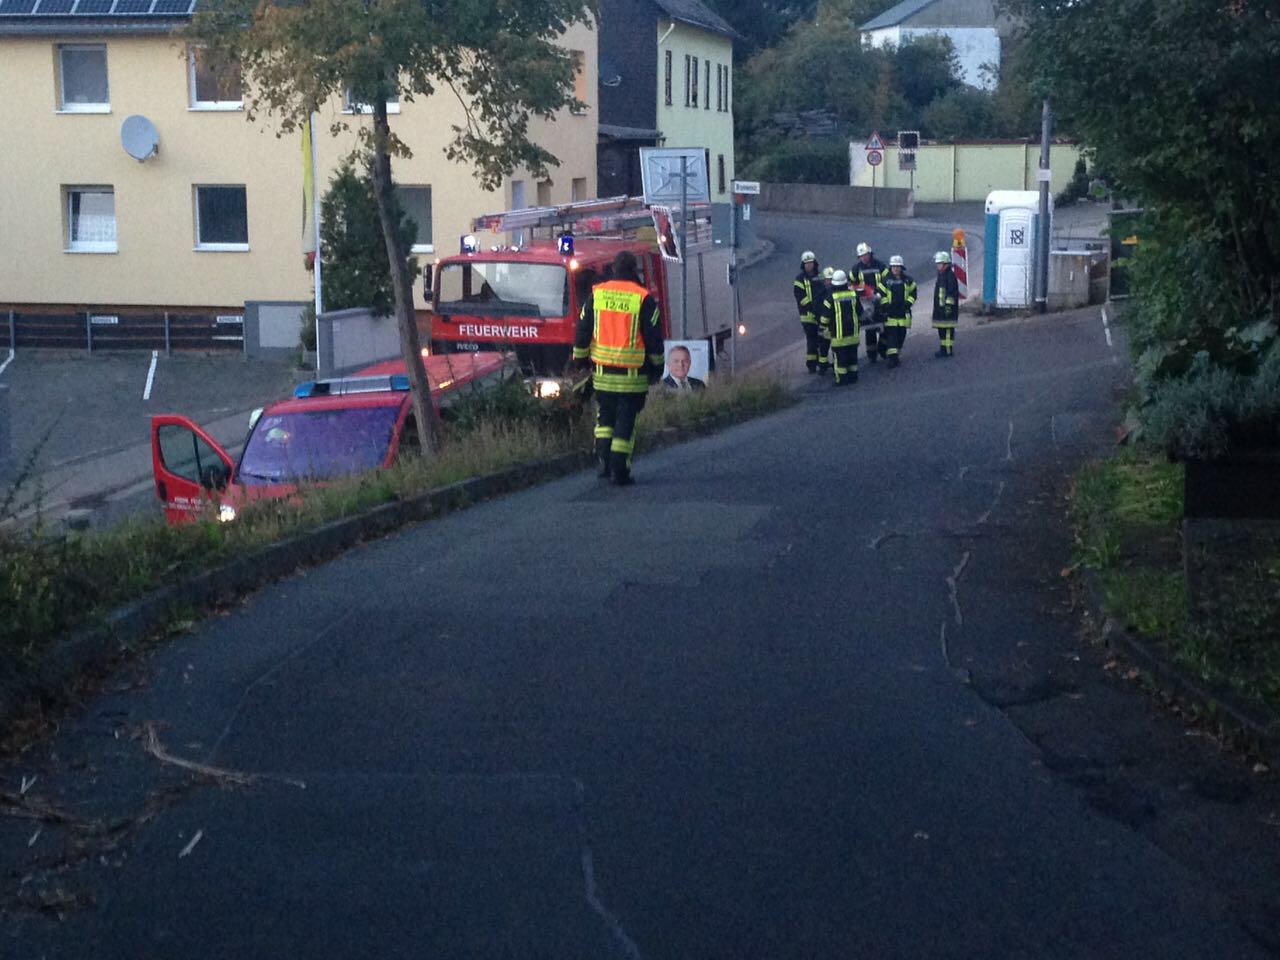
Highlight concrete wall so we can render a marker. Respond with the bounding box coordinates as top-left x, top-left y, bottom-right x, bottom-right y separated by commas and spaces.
654, 20, 735, 203
316, 307, 402, 378
851, 142, 1083, 203
244, 300, 308, 358
757, 183, 915, 219
0, 22, 597, 318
